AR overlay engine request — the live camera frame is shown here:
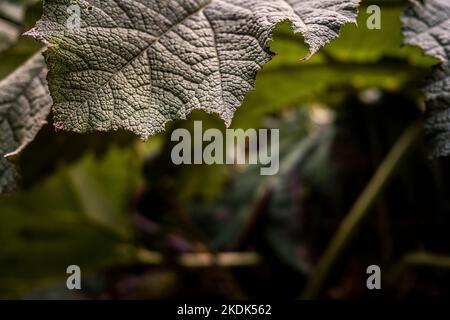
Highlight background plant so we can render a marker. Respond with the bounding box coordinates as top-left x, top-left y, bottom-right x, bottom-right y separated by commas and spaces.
0, 0, 449, 299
